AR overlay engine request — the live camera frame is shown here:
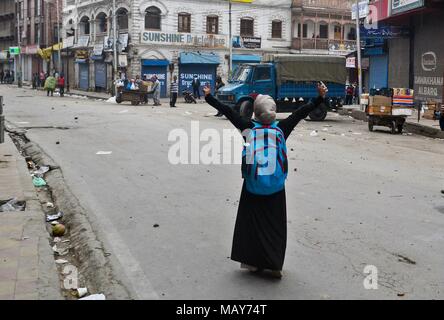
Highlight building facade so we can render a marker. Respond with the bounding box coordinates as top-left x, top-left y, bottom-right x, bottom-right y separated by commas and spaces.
0, 0, 16, 74
62, 0, 292, 95
15, 0, 62, 82
291, 0, 357, 55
